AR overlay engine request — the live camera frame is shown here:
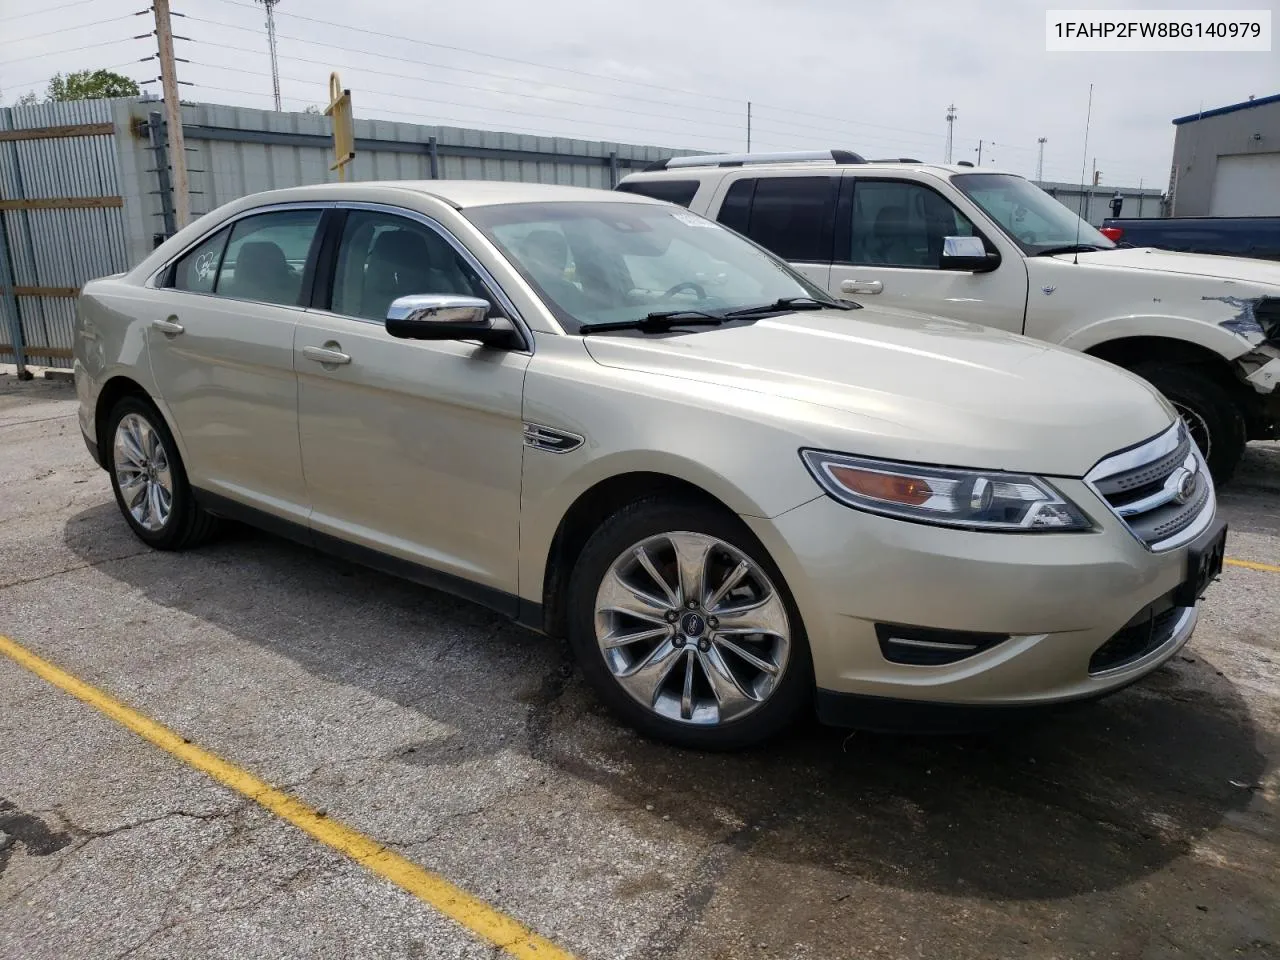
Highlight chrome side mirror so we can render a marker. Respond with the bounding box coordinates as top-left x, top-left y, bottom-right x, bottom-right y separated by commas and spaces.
939, 235, 1000, 273
384, 294, 521, 347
